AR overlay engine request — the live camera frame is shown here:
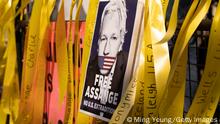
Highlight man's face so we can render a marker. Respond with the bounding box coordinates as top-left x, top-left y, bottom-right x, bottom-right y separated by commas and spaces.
98, 11, 122, 75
